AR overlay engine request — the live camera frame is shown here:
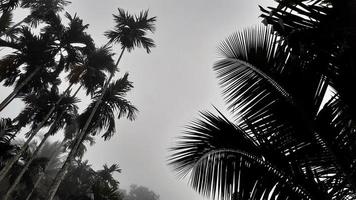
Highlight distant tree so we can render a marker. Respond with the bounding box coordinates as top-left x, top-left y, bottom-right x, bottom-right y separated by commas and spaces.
123, 185, 159, 200
56, 160, 122, 200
